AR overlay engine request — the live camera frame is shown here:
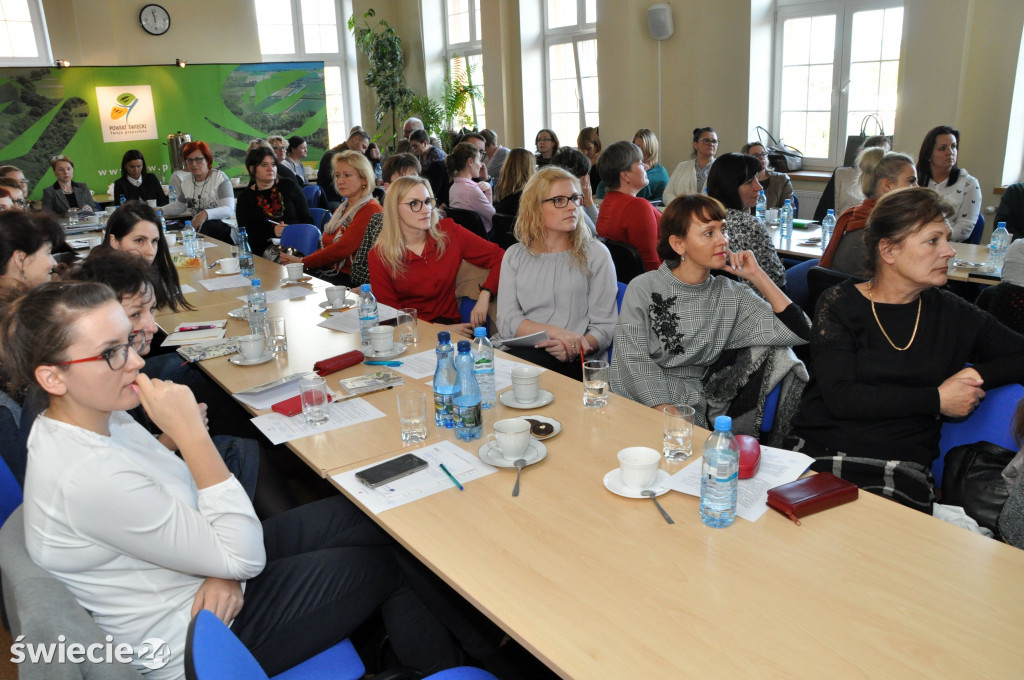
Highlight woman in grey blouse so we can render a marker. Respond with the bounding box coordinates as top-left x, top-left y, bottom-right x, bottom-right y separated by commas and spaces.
497, 166, 618, 380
